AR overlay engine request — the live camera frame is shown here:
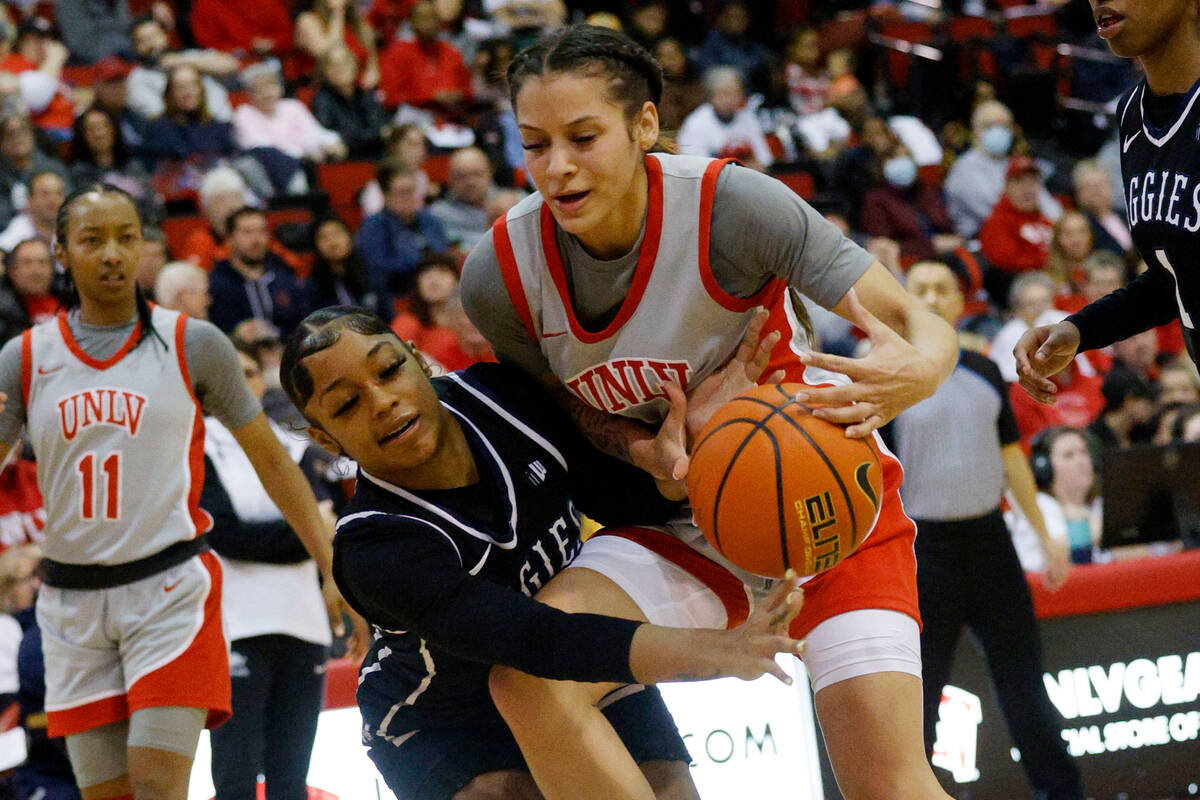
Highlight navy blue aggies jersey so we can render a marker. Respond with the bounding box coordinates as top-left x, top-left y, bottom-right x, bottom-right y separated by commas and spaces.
1070, 78, 1200, 365
332, 363, 681, 747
